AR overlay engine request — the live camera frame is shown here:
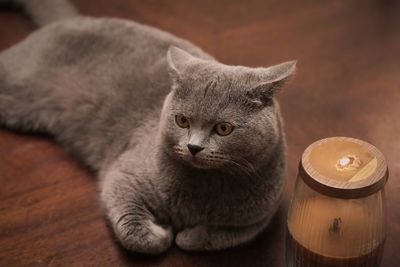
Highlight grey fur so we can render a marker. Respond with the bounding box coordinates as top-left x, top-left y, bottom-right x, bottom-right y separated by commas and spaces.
0, 1, 296, 254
